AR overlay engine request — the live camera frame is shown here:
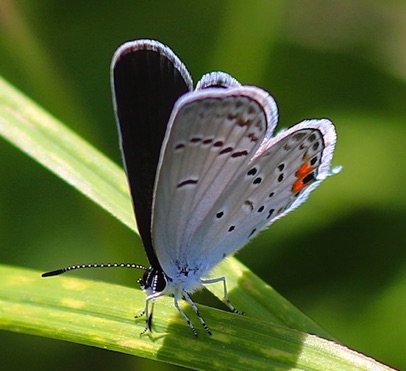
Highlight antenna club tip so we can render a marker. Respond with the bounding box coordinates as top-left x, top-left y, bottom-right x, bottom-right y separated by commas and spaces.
41, 269, 64, 277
